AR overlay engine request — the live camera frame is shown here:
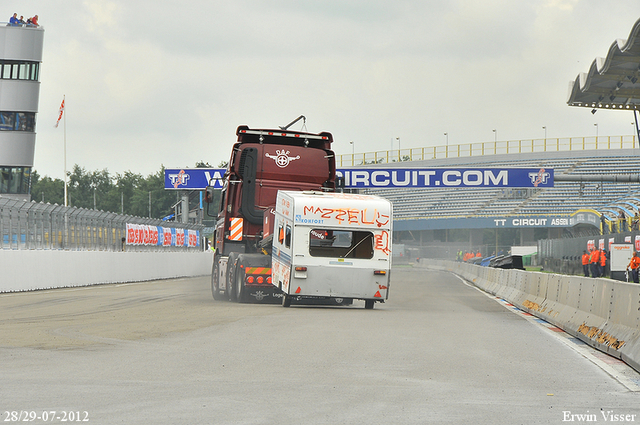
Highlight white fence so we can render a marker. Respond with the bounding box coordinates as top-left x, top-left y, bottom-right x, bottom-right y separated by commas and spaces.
0, 197, 204, 251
